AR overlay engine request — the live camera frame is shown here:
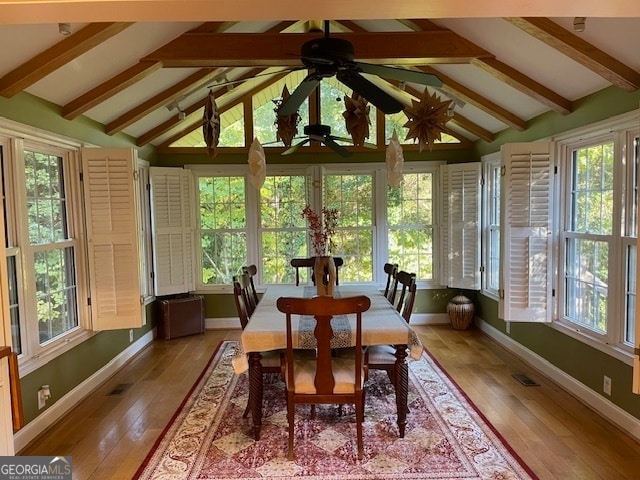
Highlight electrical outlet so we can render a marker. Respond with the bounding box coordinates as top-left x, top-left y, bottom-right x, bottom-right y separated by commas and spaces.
129, 329, 134, 343
603, 375, 612, 396
38, 385, 51, 410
